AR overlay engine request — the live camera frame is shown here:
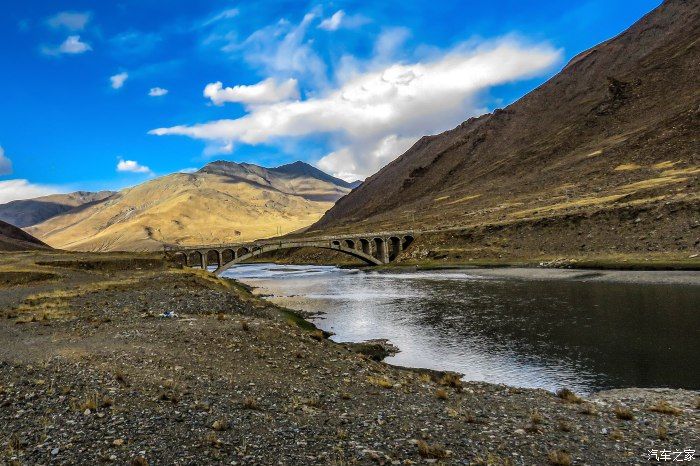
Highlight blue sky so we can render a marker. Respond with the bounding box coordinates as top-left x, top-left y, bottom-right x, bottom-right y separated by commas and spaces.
0, 0, 660, 202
